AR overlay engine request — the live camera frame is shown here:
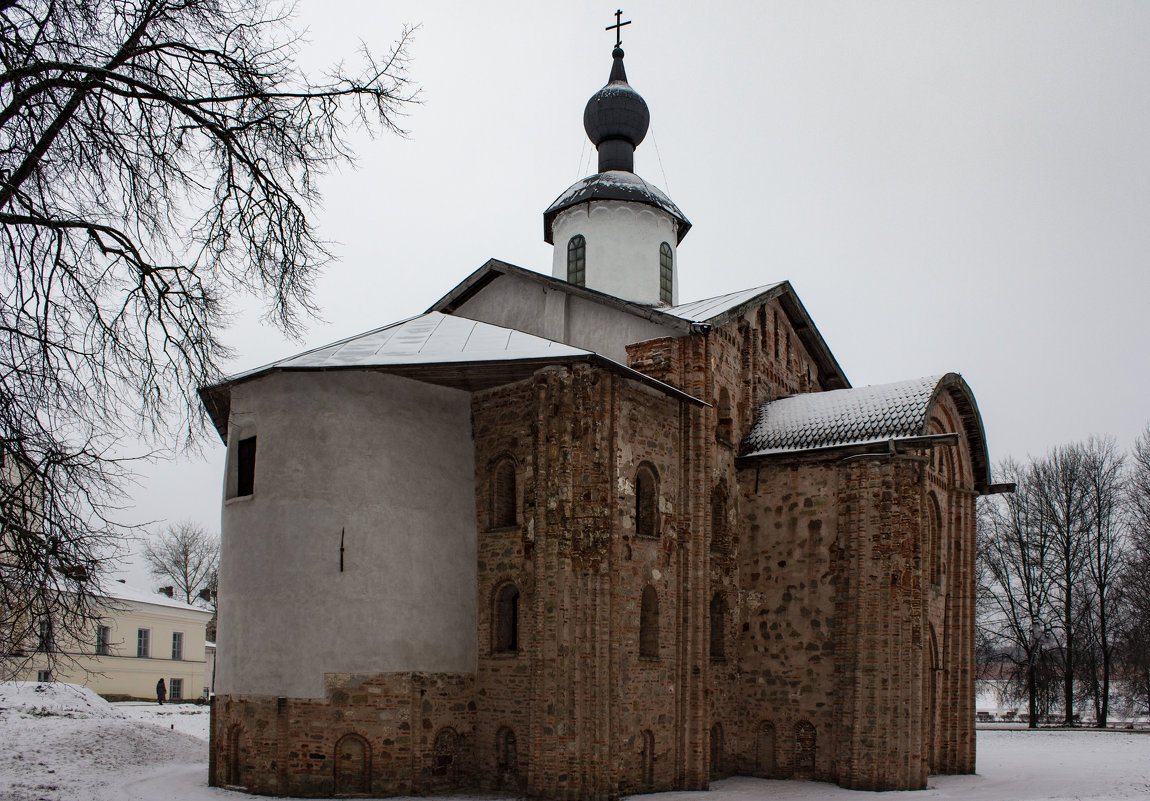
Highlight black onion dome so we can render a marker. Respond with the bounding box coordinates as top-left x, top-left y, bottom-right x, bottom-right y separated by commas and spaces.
583, 47, 649, 151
